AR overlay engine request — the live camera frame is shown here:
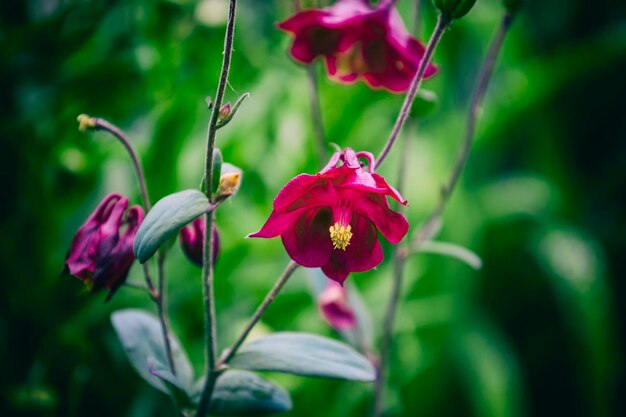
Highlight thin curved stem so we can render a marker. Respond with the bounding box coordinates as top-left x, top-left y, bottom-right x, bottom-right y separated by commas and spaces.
90, 117, 178, 375
413, 12, 514, 249
218, 261, 299, 367
376, 13, 450, 167
92, 118, 151, 210
196, 1, 238, 416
